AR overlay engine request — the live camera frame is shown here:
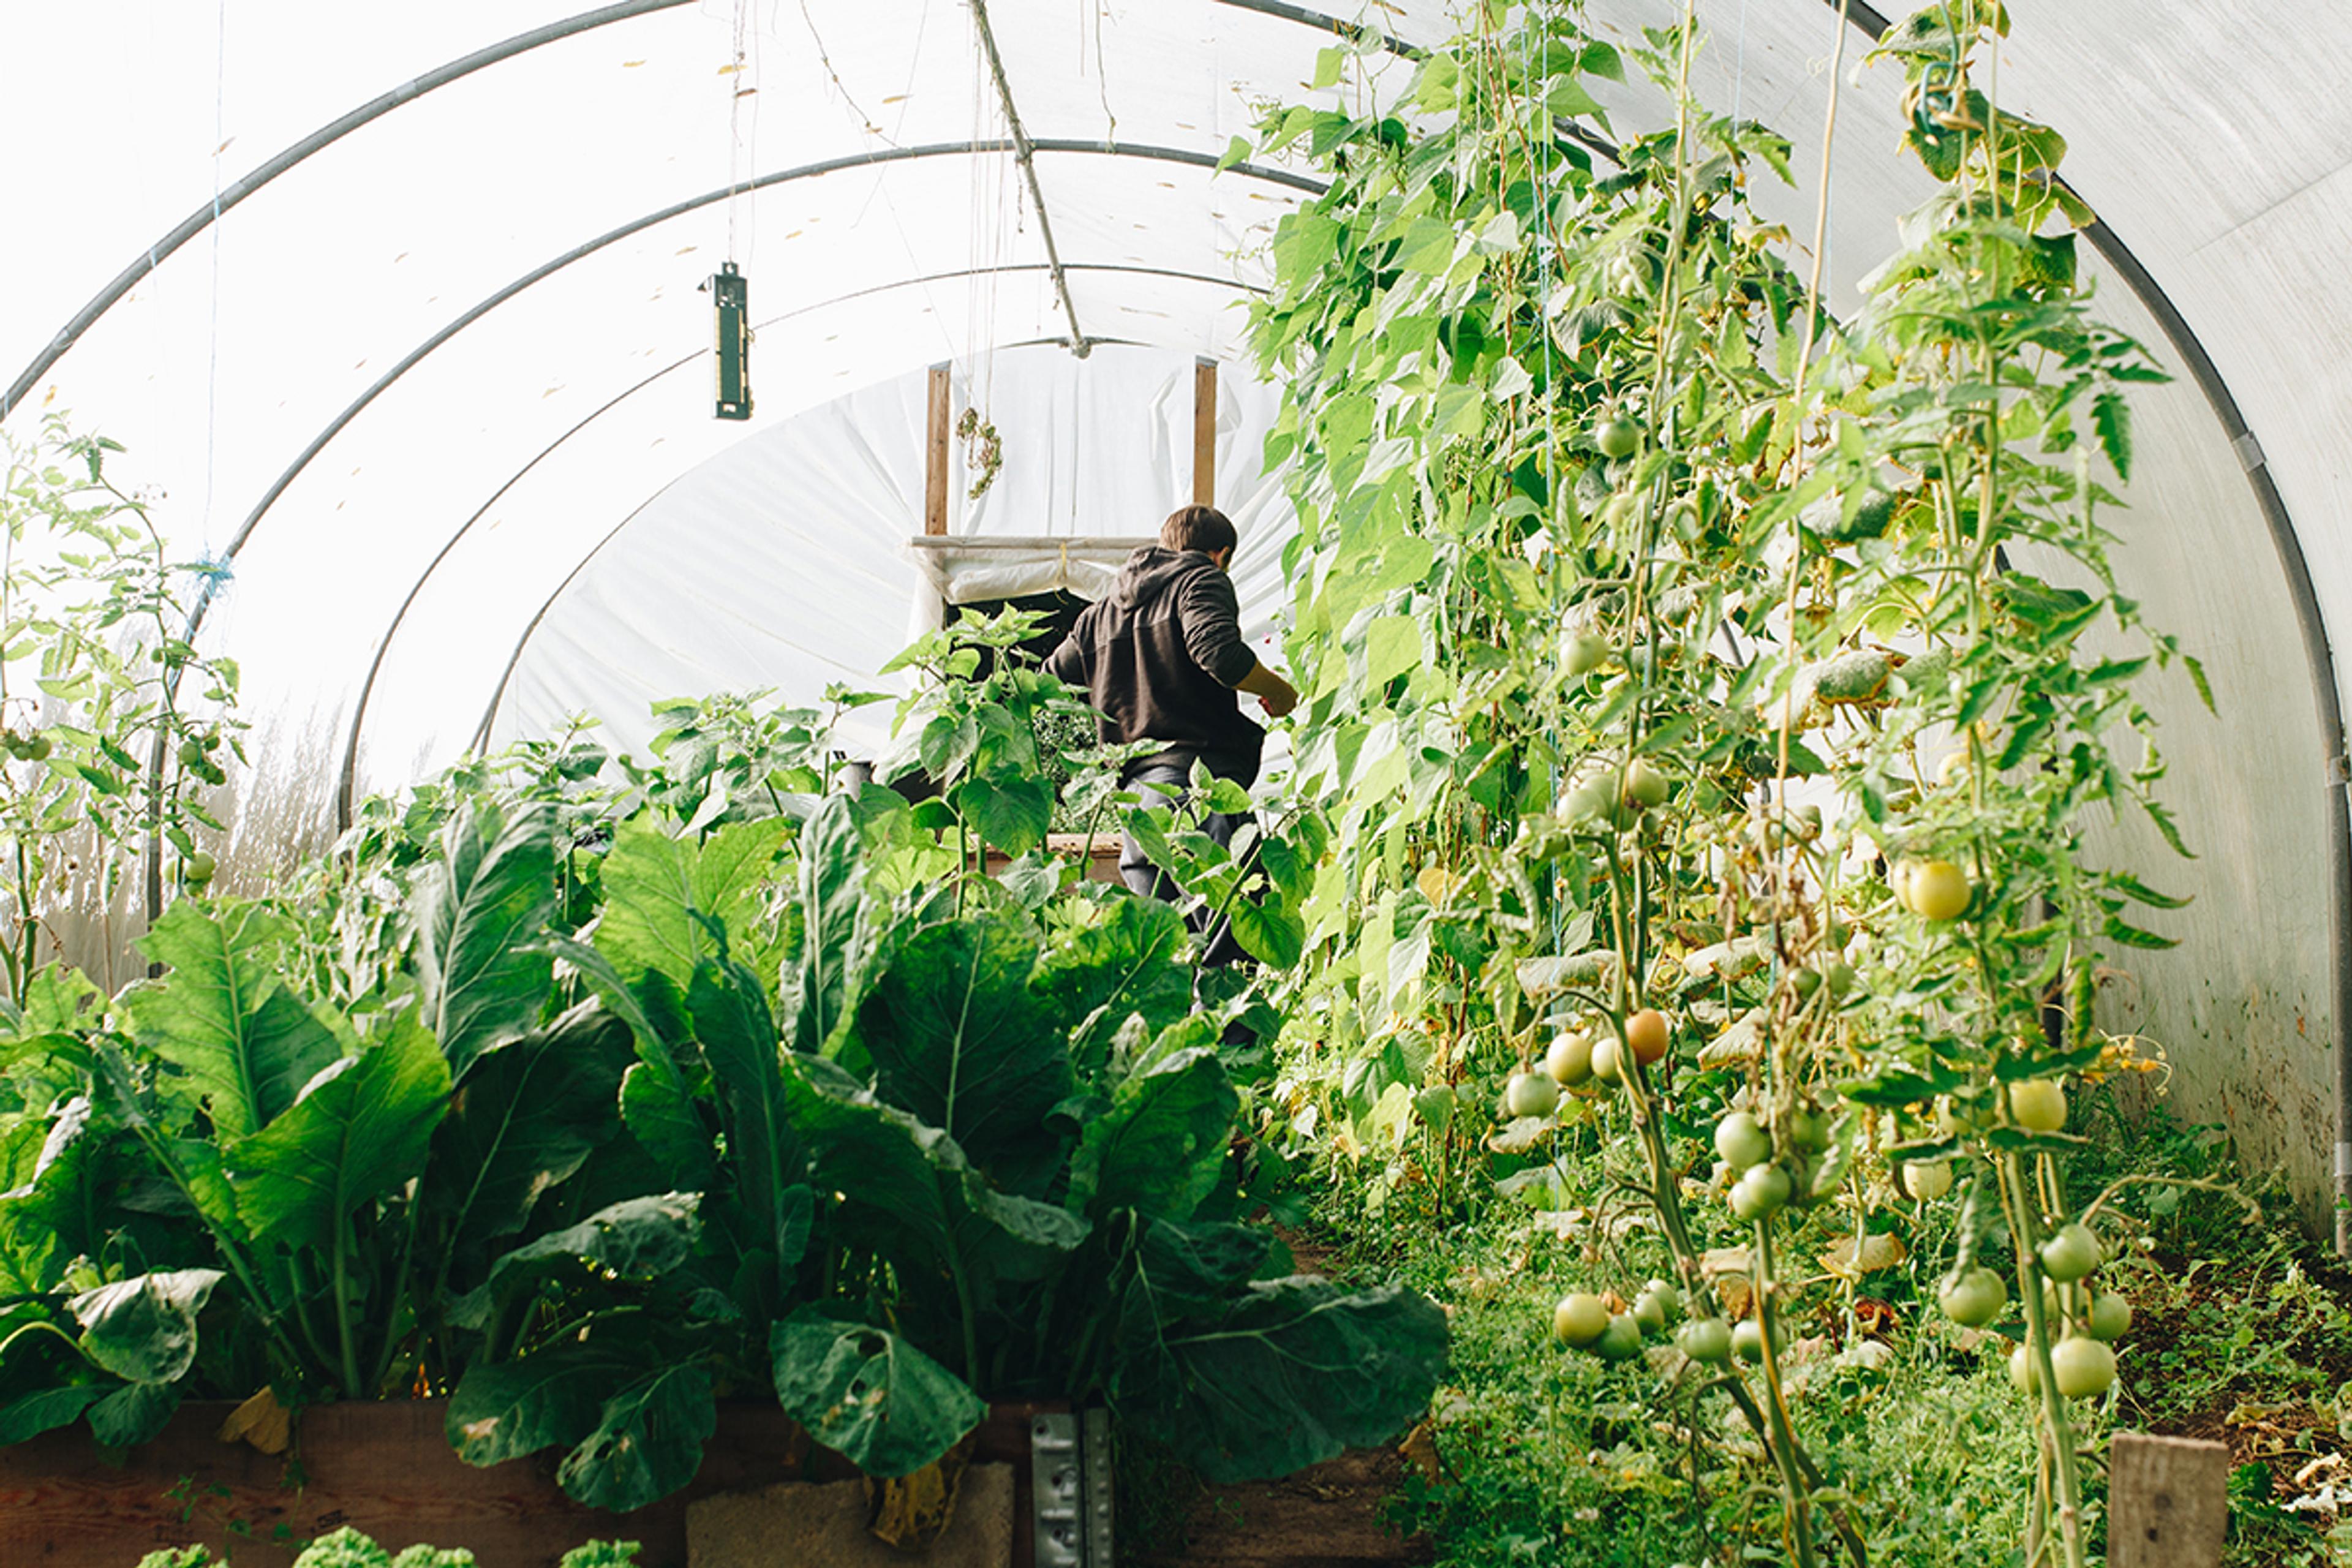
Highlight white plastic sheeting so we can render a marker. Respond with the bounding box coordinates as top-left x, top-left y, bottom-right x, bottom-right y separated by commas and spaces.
3, 0, 2348, 1227
463, 343, 1293, 773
